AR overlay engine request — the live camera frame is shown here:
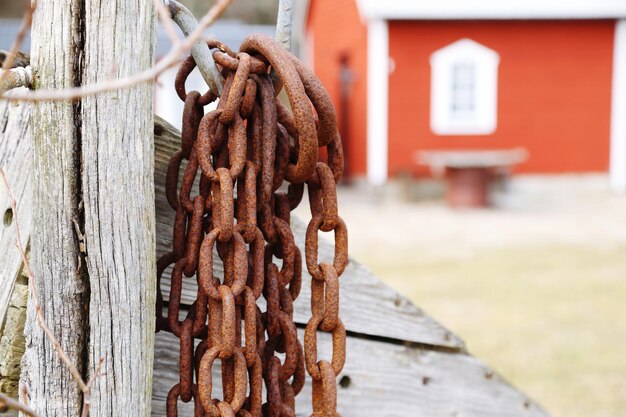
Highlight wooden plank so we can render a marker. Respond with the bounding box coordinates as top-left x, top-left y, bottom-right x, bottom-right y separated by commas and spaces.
151, 330, 549, 417
22, 2, 88, 415
417, 148, 528, 169
0, 84, 30, 417
0, 99, 31, 331
80, 1, 157, 416
153, 117, 464, 350
0, 282, 27, 405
